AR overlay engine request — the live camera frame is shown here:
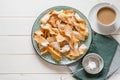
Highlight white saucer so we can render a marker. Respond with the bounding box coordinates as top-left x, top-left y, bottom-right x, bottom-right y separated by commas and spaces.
88, 2, 120, 35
